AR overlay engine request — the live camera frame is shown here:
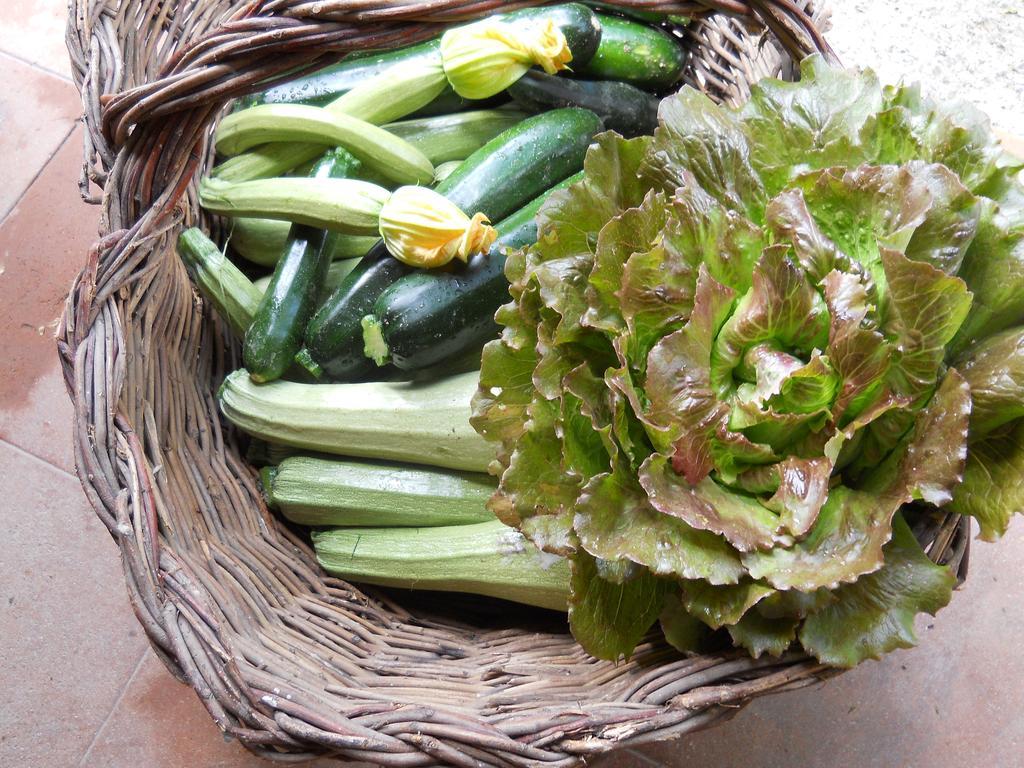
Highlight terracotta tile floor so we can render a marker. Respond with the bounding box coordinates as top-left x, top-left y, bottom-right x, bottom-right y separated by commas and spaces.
1, 3, 1022, 768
